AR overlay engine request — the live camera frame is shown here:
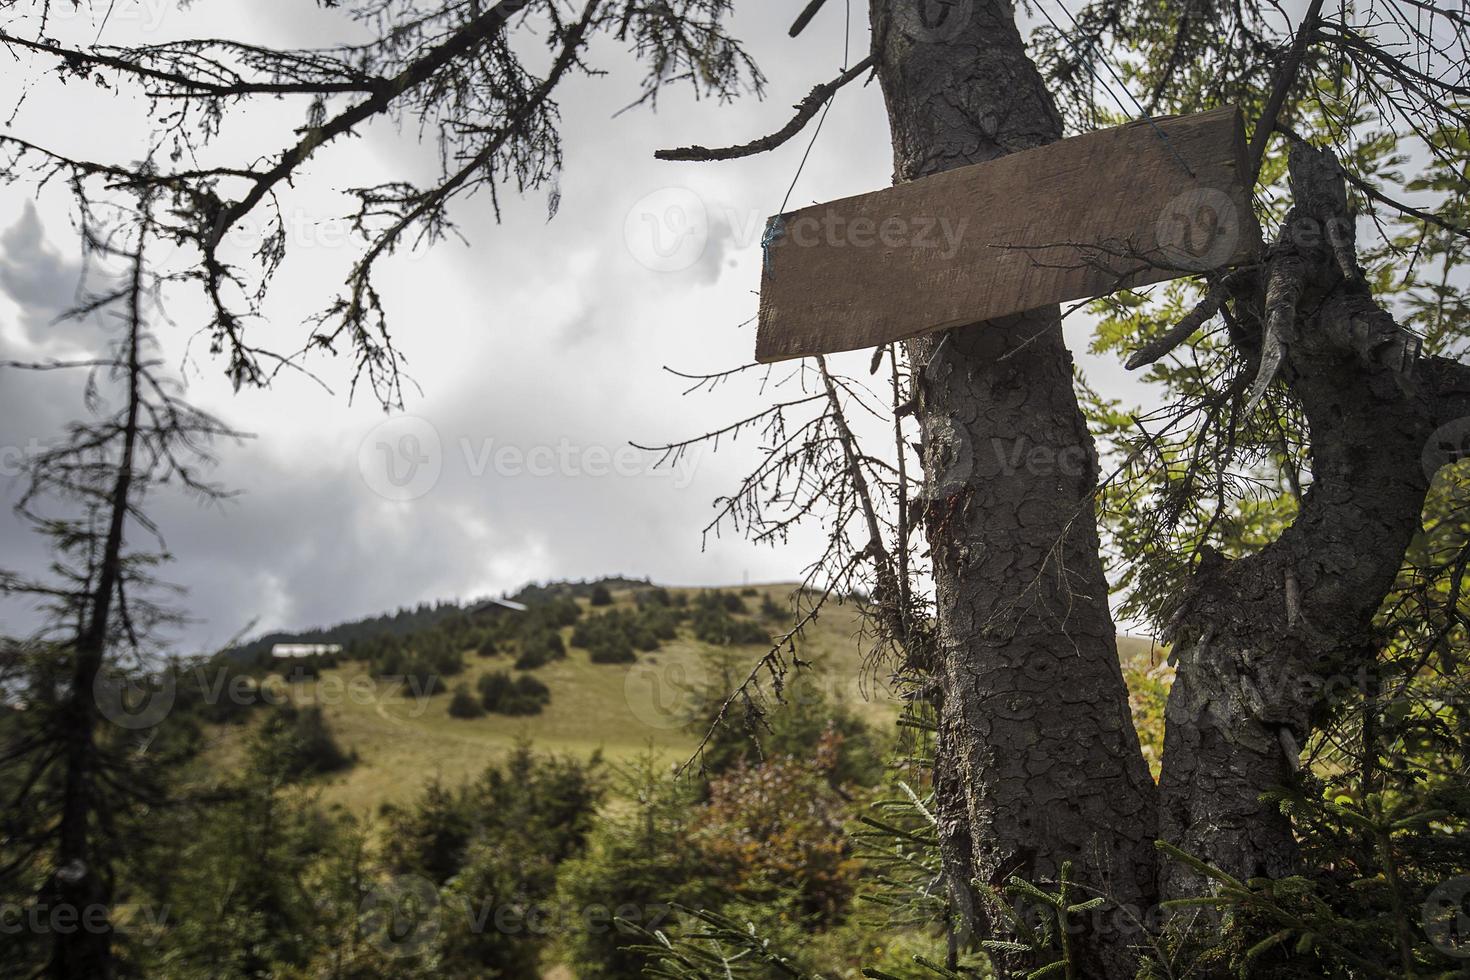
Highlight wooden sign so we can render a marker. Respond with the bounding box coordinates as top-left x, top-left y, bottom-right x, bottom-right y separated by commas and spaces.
756, 105, 1259, 363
